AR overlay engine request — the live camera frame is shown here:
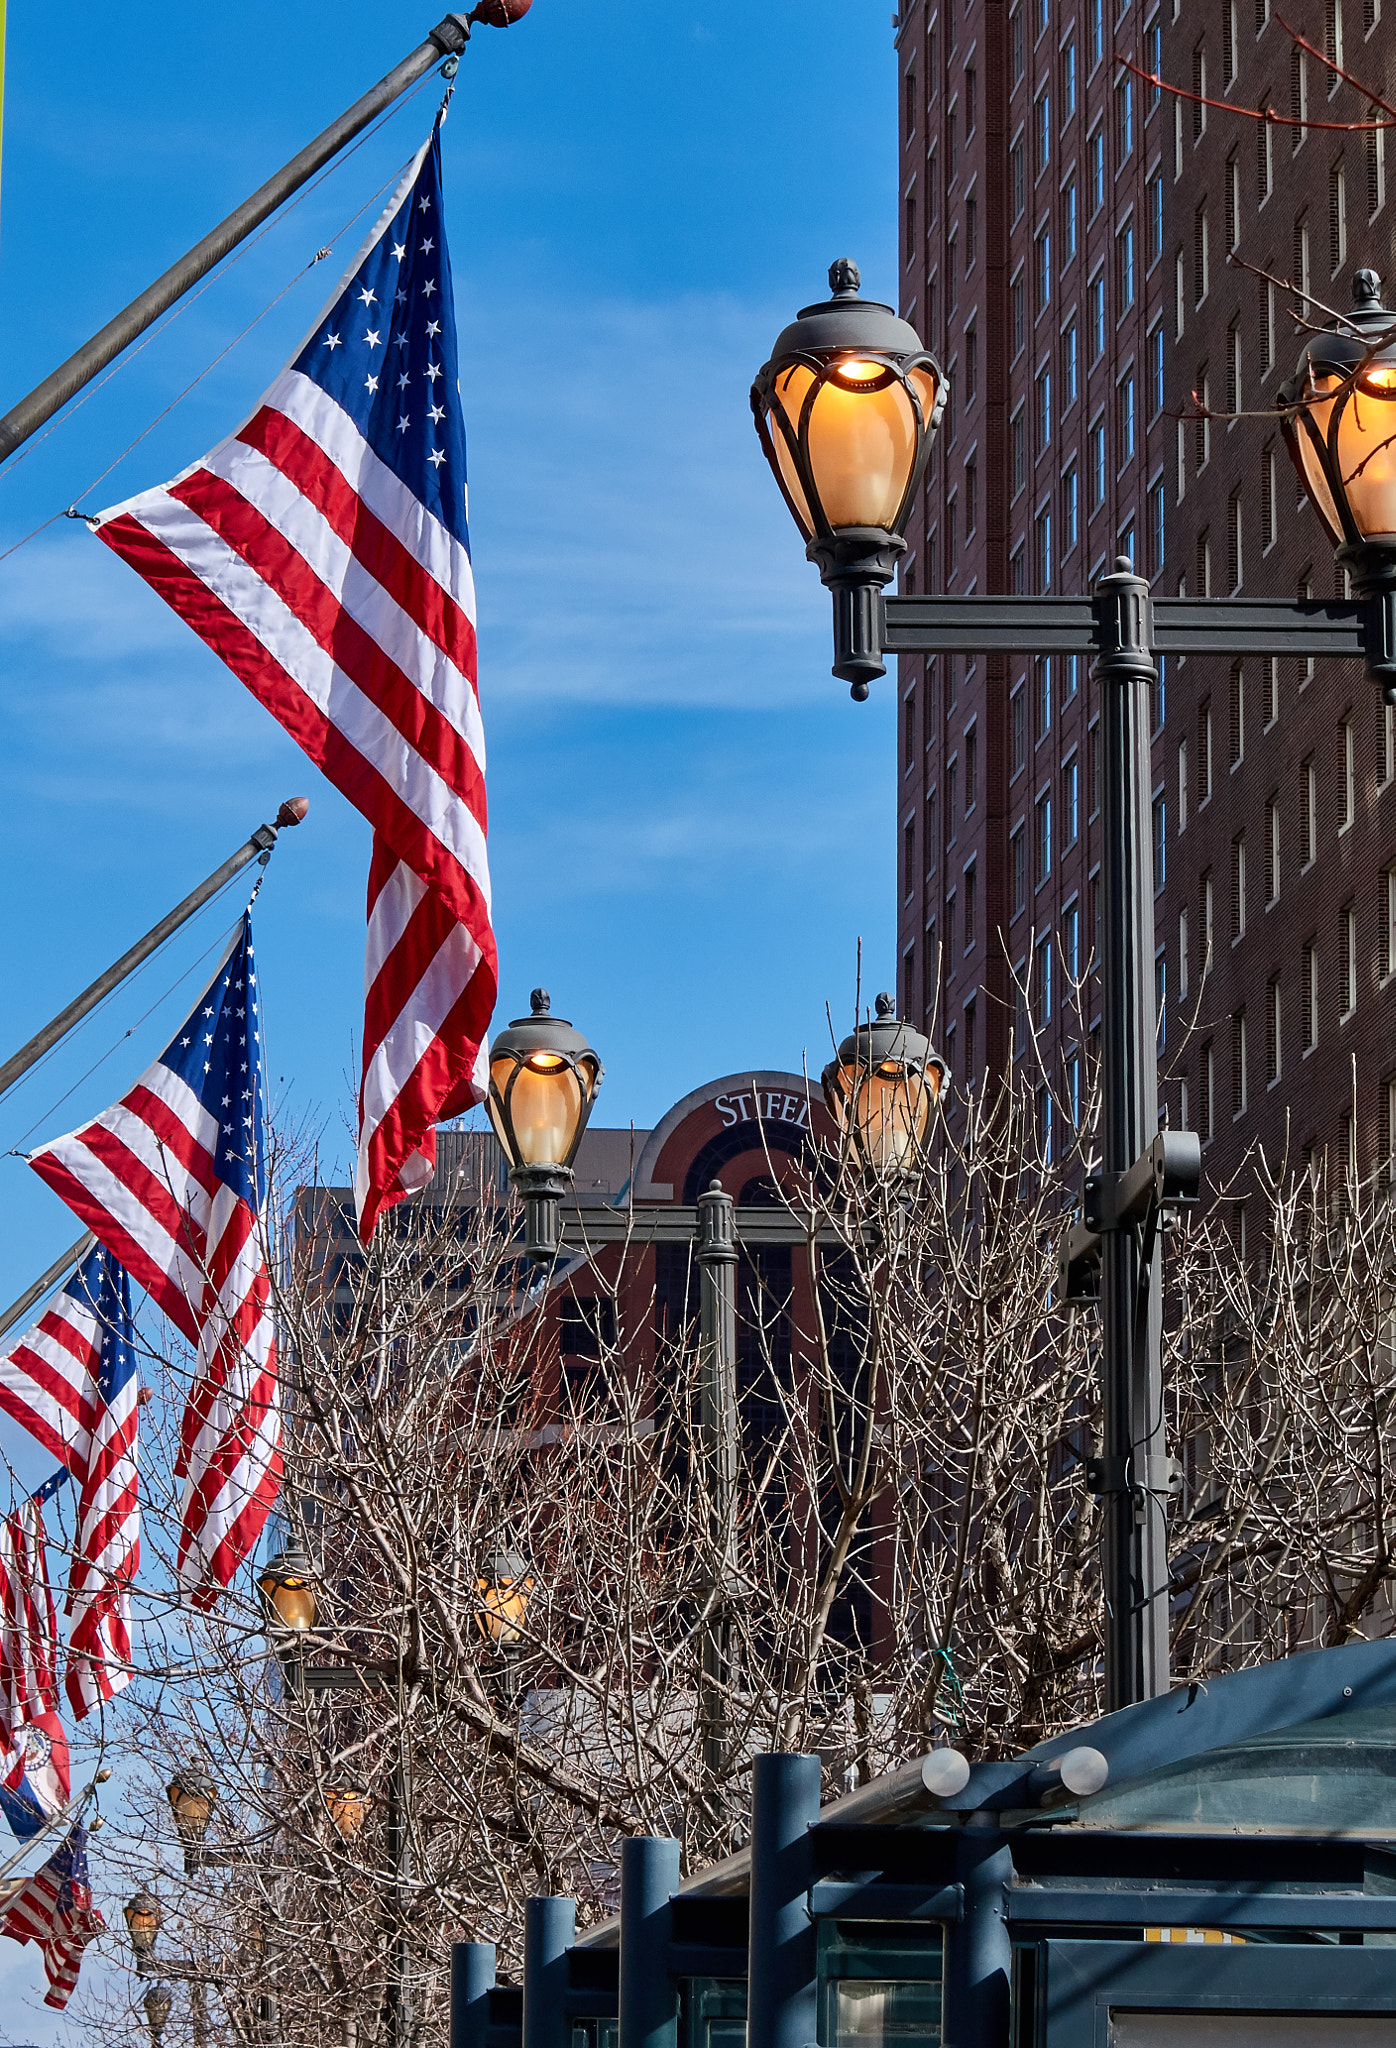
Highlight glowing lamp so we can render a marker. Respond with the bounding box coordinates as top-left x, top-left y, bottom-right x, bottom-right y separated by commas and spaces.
487, 991, 603, 1261
822, 993, 947, 1177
